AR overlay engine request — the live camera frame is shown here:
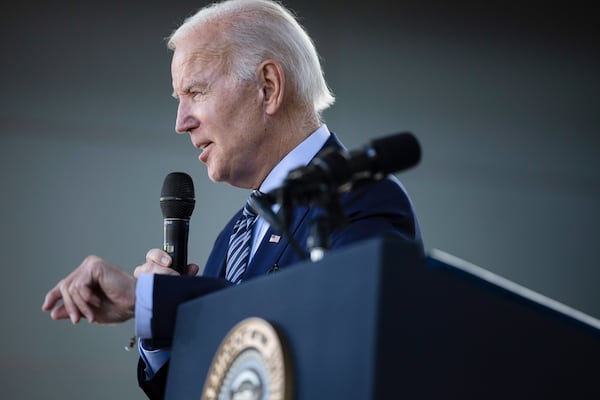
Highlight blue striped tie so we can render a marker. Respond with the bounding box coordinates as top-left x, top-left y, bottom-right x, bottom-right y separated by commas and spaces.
225, 193, 259, 284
